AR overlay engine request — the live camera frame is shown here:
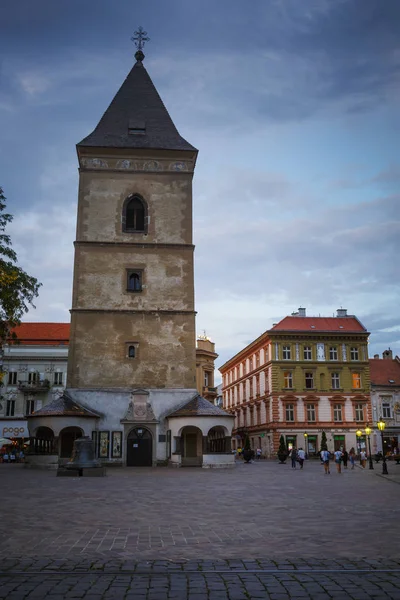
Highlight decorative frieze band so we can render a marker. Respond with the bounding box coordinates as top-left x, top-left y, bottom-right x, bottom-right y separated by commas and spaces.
80, 158, 193, 173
